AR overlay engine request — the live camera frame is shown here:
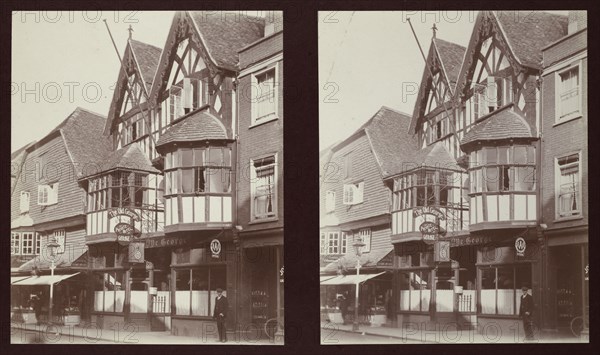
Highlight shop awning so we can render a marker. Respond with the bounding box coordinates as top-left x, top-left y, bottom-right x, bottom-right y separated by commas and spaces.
320, 275, 337, 283
320, 272, 386, 285
12, 273, 80, 286
18, 247, 87, 272
322, 247, 394, 273
11, 276, 31, 284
